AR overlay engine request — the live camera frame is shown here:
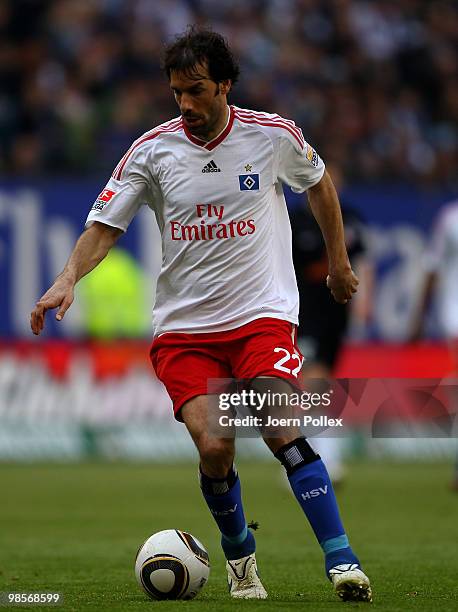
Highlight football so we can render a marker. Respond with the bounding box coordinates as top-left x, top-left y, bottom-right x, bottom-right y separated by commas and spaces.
134, 529, 210, 600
